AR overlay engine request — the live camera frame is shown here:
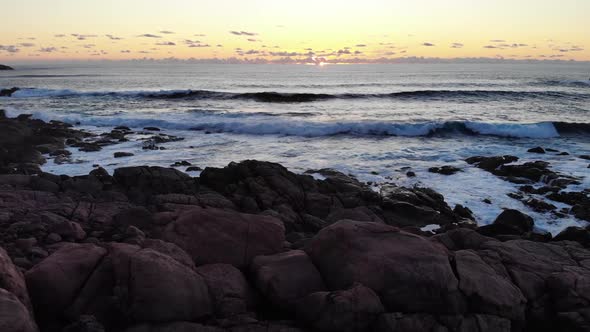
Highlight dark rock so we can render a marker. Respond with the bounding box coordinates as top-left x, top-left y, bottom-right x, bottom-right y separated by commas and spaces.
0, 87, 19, 96
465, 155, 518, 172
523, 198, 557, 212
296, 283, 384, 331
553, 227, 590, 247
558, 152, 570, 156
251, 250, 325, 309
0, 64, 14, 70
527, 147, 545, 154
305, 220, 465, 314
428, 165, 462, 175
406, 171, 416, 177
62, 315, 105, 332
162, 206, 285, 268
493, 209, 534, 233
113, 152, 134, 158
143, 127, 160, 131
196, 263, 256, 318
0, 288, 38, 332
186, 166, 202, 172
114, 126, 131, 131
170, 161, 191, 167
578, 155, 590, 160
453, 204, 475, 220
